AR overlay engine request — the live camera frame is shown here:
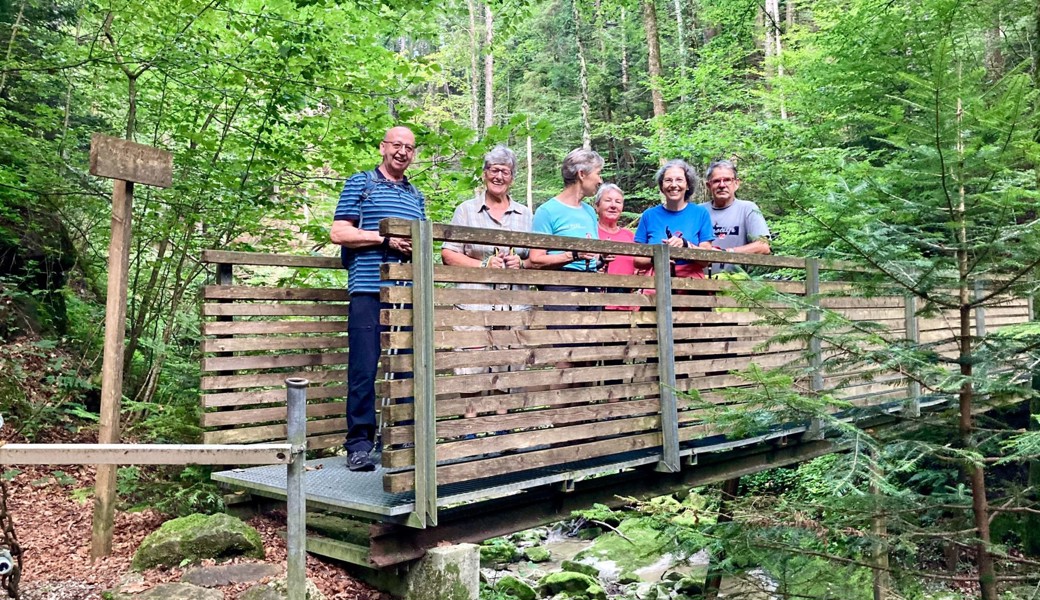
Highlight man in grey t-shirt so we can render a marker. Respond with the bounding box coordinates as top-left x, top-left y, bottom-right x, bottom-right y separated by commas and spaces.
699, 160, 771, 274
